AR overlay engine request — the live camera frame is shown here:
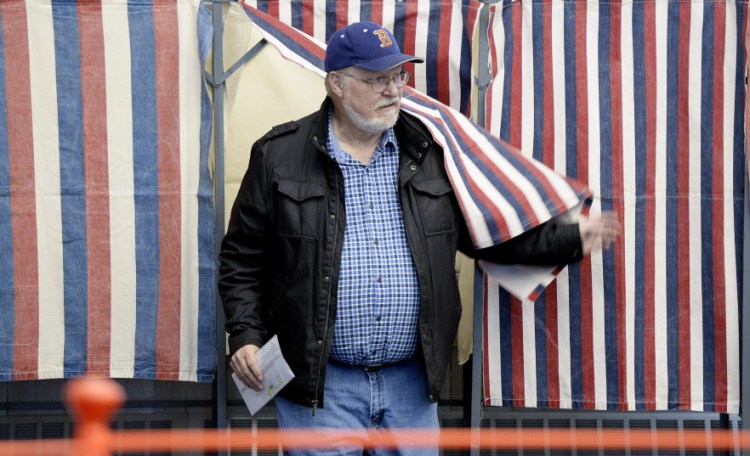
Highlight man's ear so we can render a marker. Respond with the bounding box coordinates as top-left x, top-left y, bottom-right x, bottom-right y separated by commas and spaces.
329, 73, 345, 97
